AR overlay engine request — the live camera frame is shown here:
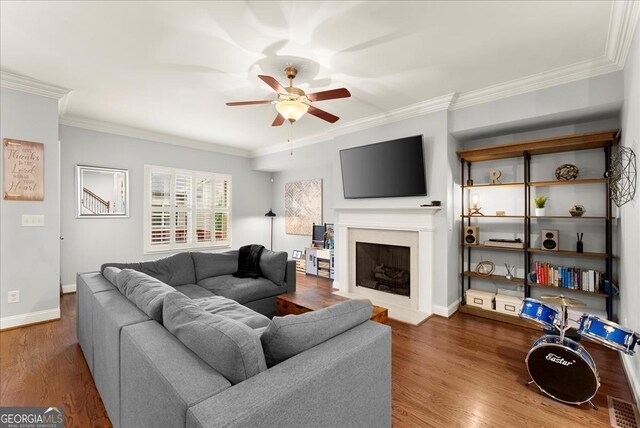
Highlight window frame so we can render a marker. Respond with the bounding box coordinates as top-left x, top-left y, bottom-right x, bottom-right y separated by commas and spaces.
144, 165, 231, 254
